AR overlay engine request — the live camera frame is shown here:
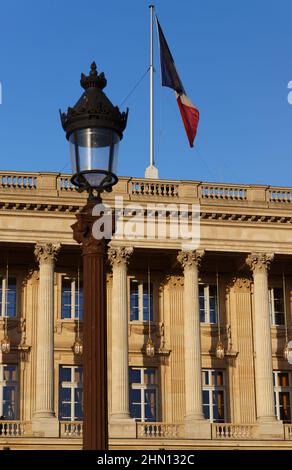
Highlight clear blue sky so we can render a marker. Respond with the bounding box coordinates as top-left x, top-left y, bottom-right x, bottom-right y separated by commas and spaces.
1, 0, 292, 186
